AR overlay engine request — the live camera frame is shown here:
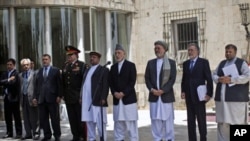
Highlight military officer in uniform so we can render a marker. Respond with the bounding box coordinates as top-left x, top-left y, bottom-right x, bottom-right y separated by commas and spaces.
62, 45, 87, 141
